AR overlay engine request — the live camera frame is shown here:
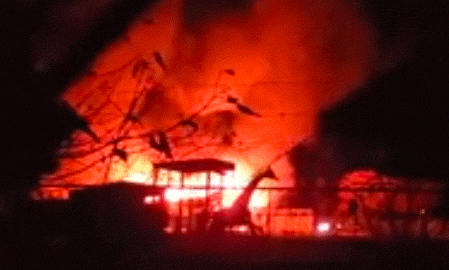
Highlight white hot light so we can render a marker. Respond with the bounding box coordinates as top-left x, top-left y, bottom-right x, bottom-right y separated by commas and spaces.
125, 171, 148, 183
165, 189, 182, 202
317, 222, 331, 234
143, 195, 160, 205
